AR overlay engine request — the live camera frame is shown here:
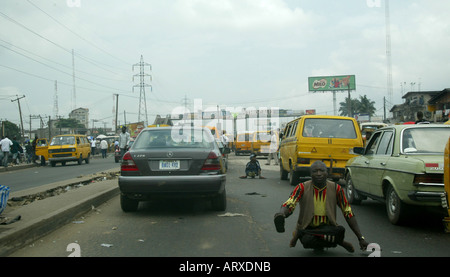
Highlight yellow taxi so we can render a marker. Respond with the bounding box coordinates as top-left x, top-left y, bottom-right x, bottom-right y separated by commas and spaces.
279, 115, 363, 185
48, 134, 91, 167
251, 130, 272, 156
34, 138, 49, 165
235, 132, 254, 155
